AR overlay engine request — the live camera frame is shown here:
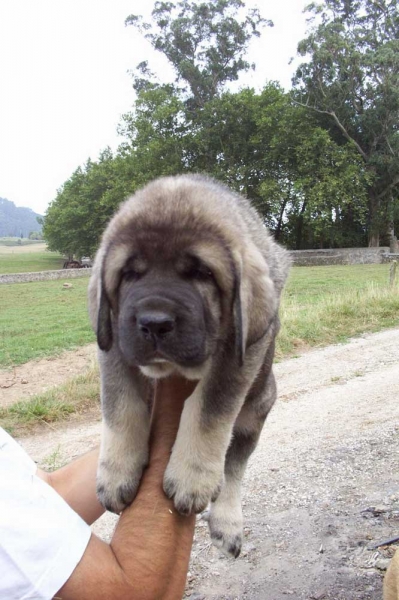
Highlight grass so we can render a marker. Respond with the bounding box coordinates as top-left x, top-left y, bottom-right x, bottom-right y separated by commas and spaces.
1, 262, 399, 435
277, 280, 399, 358
284, 263, 392, 303
0, 278, 94, 367
277, 264, 399, 357
41, 445, 66, 471
1, 264, 398, 369
0, 249, 64, 274
0, 368, 100, 436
